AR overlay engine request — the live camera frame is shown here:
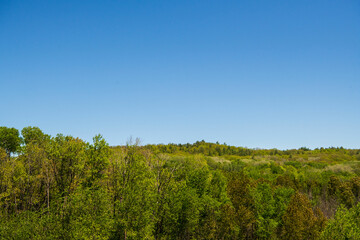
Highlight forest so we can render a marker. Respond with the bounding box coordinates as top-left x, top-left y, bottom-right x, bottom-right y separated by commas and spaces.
0, 126, 360, 239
